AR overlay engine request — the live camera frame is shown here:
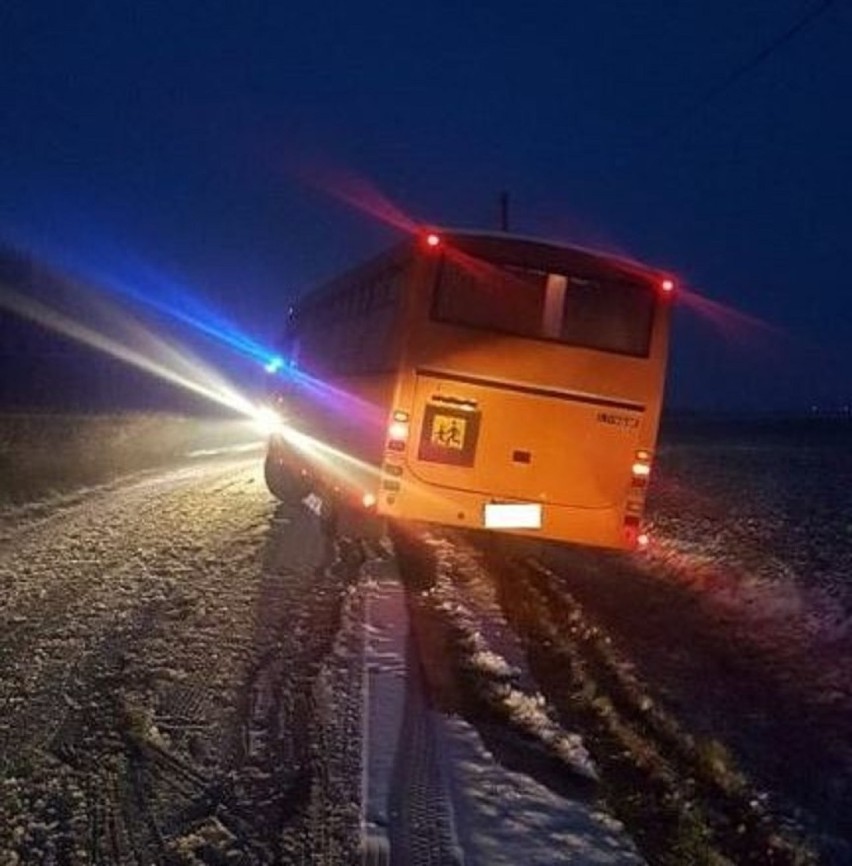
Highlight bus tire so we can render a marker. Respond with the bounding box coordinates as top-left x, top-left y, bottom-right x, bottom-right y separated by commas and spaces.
264, 453, 308, 504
